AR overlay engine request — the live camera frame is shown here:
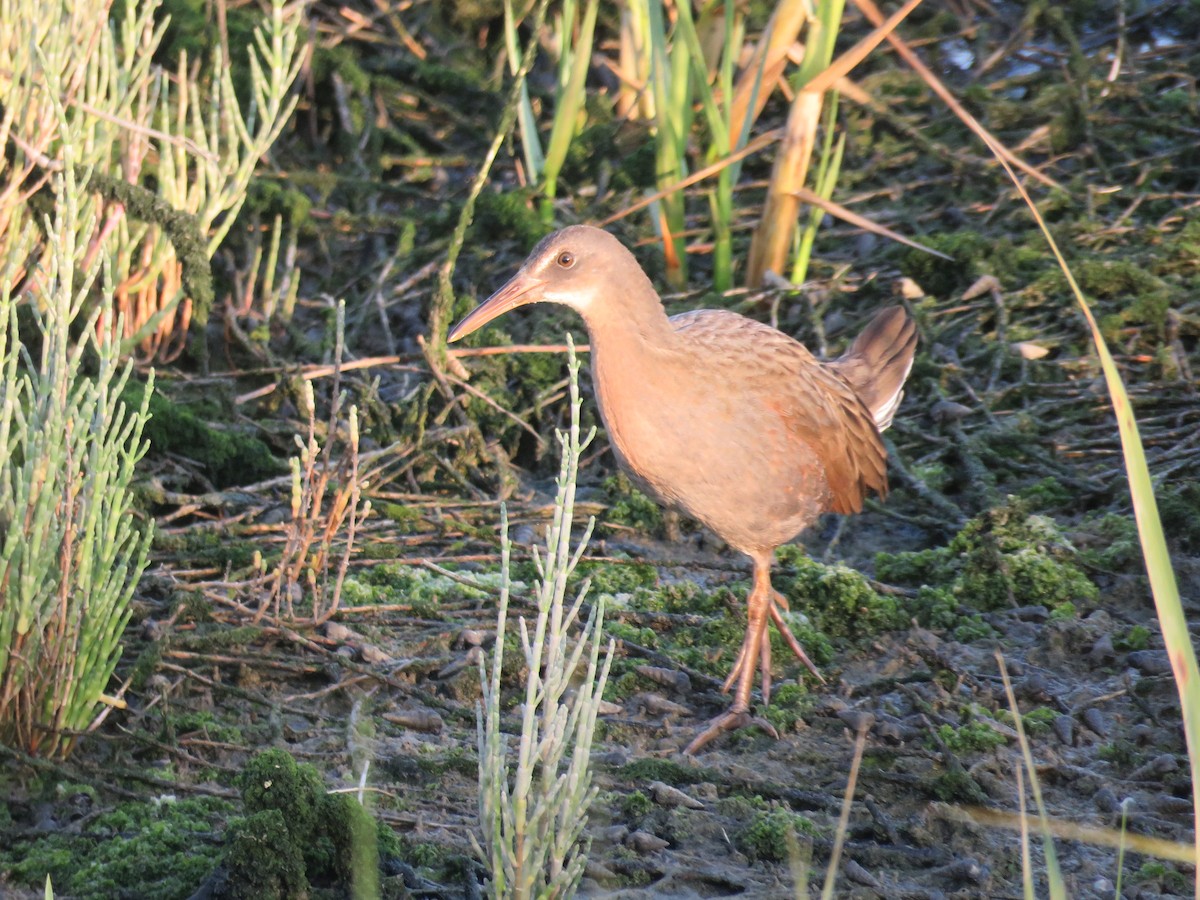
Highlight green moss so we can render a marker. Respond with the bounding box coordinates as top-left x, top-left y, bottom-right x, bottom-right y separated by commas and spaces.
931, 765, 987, 803
125, 380, 281, 489
621, 790, 654, 820
627, 580, 729, 617
1099, 740, 1140, 766
1019, 477, 1074, 511
603, 472, 664, 533
576, 558, 658, 594
152, 528, 259, 570
225, 809, 307, 899
166, 709, 243, 744
1019, 707, 1059, 735
878, 499, 1099, 613
356, 562, 510, 609
1159, 483, 1200, 552
241, 177, 314, 234
612, 758, 705, 787
762, 682, 809, 733
775, 547, 904, 638
411, 746, 477, 780
1048, 600, 1077, 620
2, 796, 232, 898
875, 548, 957, 589
223, 748, 386, 897
472, 189, 550, 252
605, 621, 658, 649
900, 230, 990, 296
935, 719, 1005, 753
714, 794, 768, 819
1115, 625, 1151, 652
1132, 860, 1192, 893
738, 807, 818, 863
